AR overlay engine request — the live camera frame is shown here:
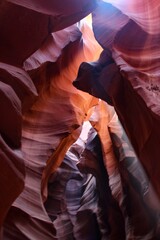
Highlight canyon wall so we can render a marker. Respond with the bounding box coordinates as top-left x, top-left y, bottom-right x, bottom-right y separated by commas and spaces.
1, 0, 160, 239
